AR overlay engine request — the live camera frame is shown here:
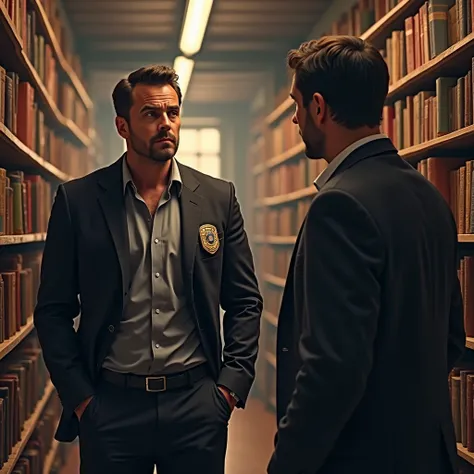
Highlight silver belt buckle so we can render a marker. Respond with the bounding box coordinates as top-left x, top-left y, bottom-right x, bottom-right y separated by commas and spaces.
145, 376, 167, 392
